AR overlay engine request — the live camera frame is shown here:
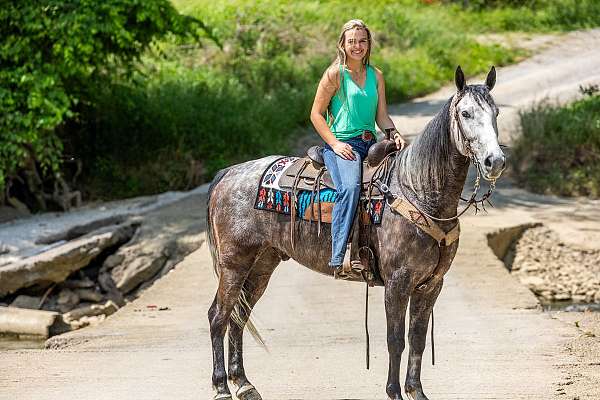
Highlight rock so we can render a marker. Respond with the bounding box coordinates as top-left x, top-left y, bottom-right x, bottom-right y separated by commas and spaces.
572, 294, 587, 302
69, 314, 106, 330
520, 276, 546, 291
0, 243, 13, 255
103, 253, 125, 270
9, 295, 41, 310
554, 292, 571, 301
64, 300, 119, 322
111, 246, 168, 294
35, 215, 128, 245
98, 271, 126, 307
0, 221, 139, 298
57, 289, 80, 307
74, 288, 103, 303
0, 306, 71, 337
105, 196, 205, 296
539, 290, 554, 301
508, 226, 600, 305
61, 277, 95, 289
